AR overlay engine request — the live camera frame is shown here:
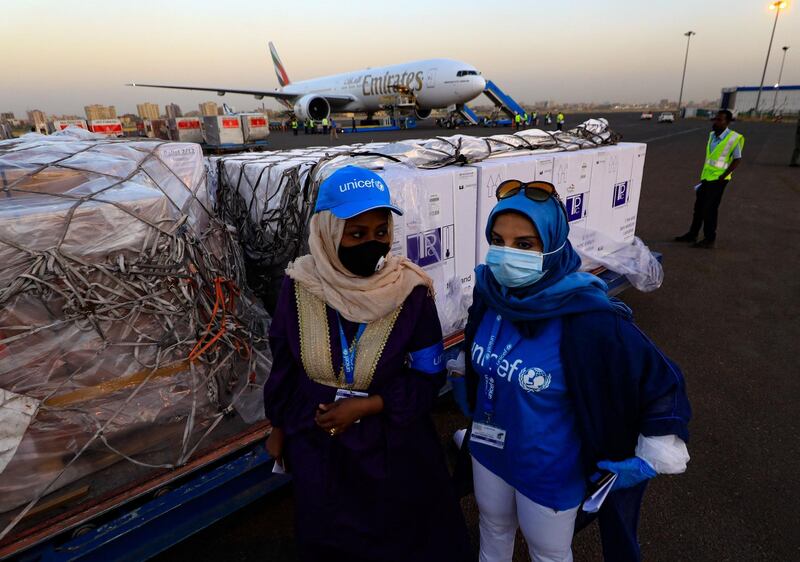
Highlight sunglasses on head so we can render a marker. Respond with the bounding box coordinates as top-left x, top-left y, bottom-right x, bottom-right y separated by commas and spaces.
495, 180, 562, 203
